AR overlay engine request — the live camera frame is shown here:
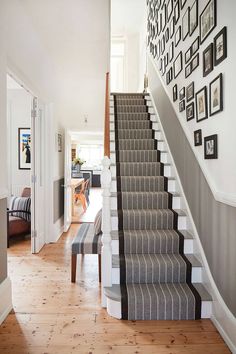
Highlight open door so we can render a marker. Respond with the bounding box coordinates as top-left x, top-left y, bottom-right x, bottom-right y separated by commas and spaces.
31, 97, 46, 253
64, 129, 72, 232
